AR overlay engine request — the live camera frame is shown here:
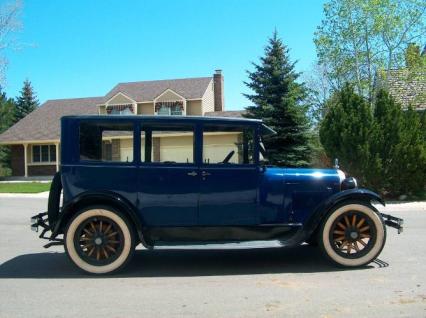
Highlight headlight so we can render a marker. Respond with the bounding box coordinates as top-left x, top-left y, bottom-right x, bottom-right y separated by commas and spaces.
337, 169, 346, 183
341, 177, 357, 190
